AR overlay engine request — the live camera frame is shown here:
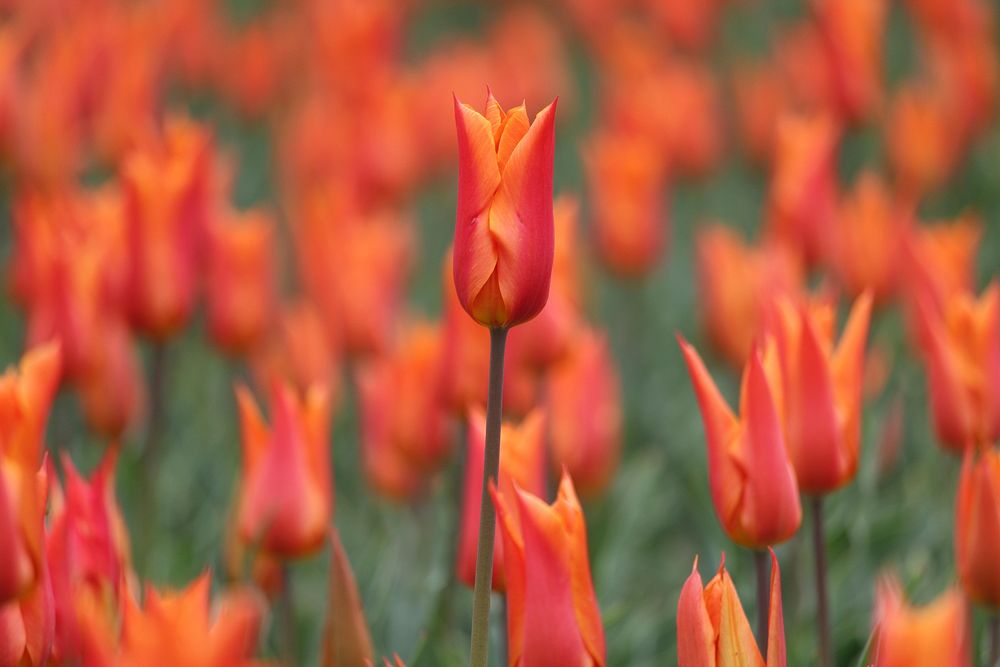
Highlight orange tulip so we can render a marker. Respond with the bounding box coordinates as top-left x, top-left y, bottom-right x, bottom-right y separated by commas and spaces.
452, 91, 557, 329
643, 0, 722, 51
695, 224, 804, 369
731, 62, 786, 165
874, 575, 970, 667
679, 336, 802, 547
913, 282, 1000, 452
357, 323, 450, 501
903, 215, 981, 317
766, 112, 839, 266
492, 471, 606, 666
546, 329, 622, 498
677, 550, 786, 667
322, 528, 374, 667
585, 128, 668, 278
768, 292, 873, 494
206, 208, 277, 356
956, 447, 1000, 607
886, 82, 957, 200
236, 380, 331, 557
457, 410, 546, 591
76, 319, 144, 439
